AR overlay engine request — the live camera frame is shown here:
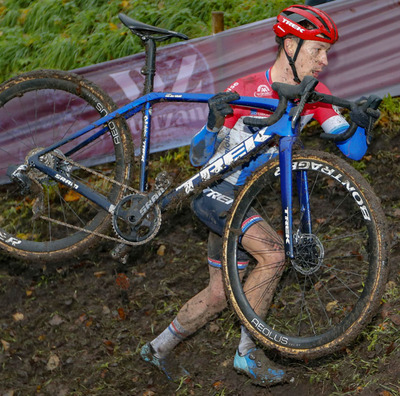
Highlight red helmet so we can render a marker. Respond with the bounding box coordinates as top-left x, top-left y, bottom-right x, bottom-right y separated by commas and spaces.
273, 4, 338, 44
